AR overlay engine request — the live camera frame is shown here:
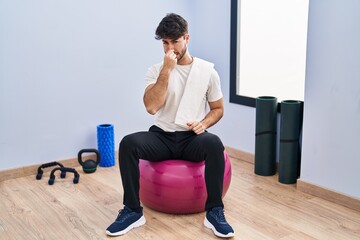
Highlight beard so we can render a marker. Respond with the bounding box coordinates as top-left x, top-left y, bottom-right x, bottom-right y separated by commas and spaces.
175, 46, 187, 62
